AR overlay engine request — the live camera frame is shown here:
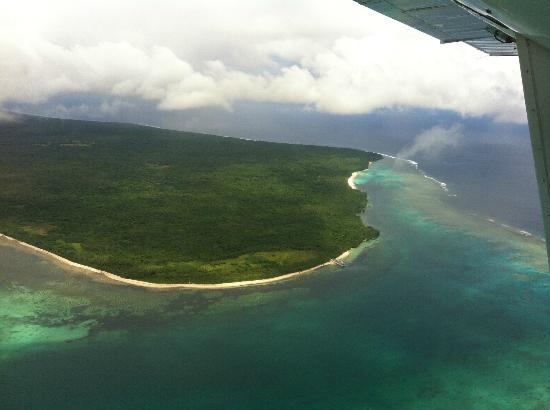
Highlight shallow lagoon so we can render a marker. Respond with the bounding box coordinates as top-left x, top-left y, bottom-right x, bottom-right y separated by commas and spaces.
2, 158, 550, 409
